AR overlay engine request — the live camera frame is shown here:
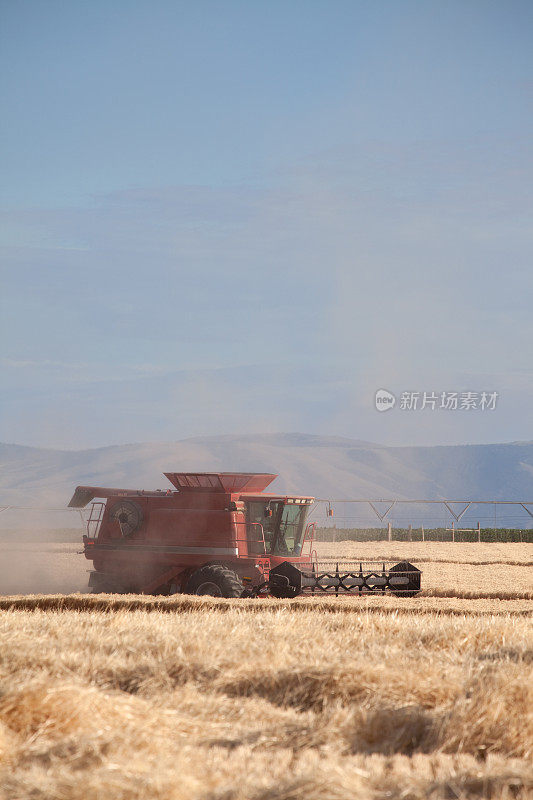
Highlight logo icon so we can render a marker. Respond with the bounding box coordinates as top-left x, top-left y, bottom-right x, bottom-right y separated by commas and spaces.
375, 389, 396, 412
